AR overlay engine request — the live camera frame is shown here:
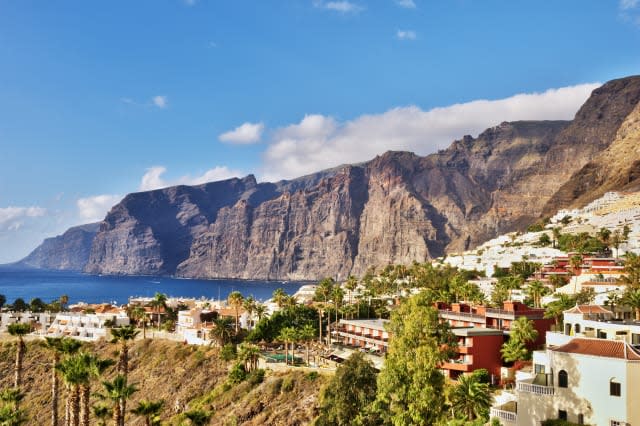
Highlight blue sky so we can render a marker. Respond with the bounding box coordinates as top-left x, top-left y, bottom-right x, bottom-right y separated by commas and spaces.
1, 0, 640, 263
